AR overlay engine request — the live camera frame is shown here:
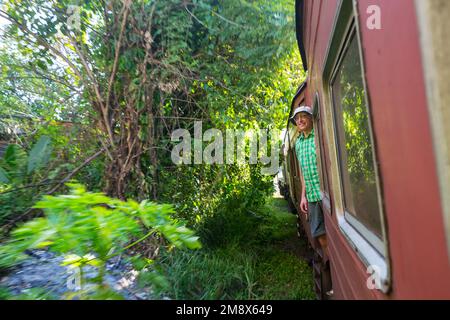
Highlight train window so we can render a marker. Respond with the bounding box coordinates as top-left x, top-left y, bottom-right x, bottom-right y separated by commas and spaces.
330, 27, 385, 253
